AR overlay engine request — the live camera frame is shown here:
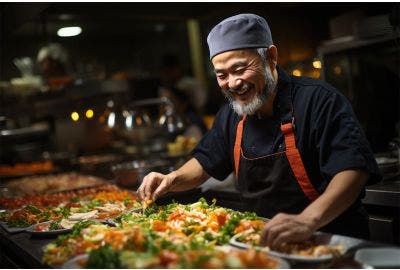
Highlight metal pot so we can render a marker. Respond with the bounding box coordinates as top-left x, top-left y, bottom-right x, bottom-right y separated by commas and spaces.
111, 159, 173, 188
